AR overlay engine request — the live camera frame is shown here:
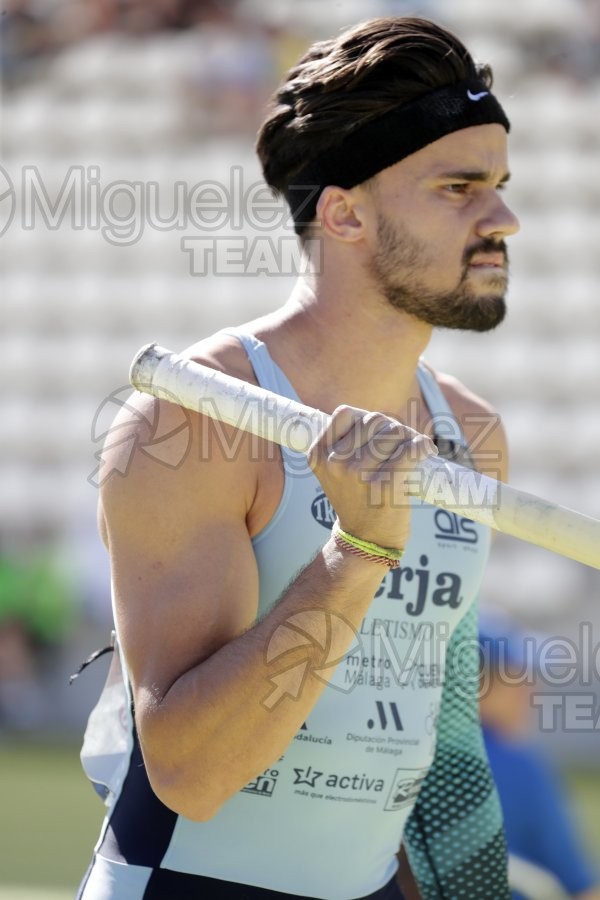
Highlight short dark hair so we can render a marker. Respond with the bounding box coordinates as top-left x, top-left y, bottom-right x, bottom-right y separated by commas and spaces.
256, 17, 492, 201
